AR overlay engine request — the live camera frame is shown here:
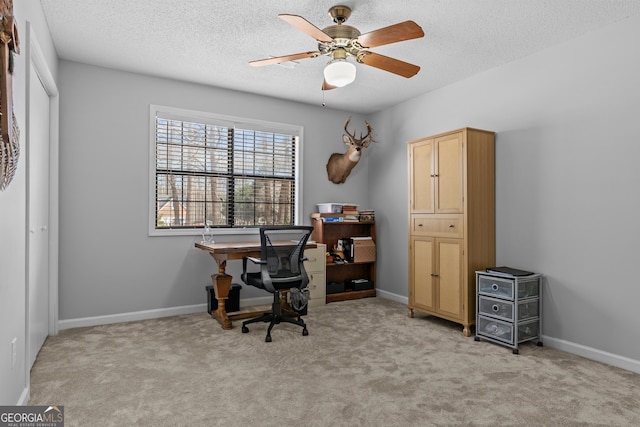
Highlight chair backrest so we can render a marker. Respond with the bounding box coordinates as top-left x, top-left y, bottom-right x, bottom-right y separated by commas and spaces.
259, 226, 314, 290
